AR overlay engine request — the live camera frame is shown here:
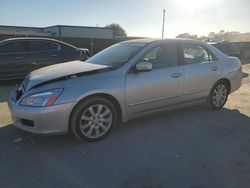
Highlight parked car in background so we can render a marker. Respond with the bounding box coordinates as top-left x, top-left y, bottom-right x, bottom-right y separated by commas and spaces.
211, 41, 241, 59
8, 39, 244, 142
0, 37, 90, 80
240, 42, 250, 60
